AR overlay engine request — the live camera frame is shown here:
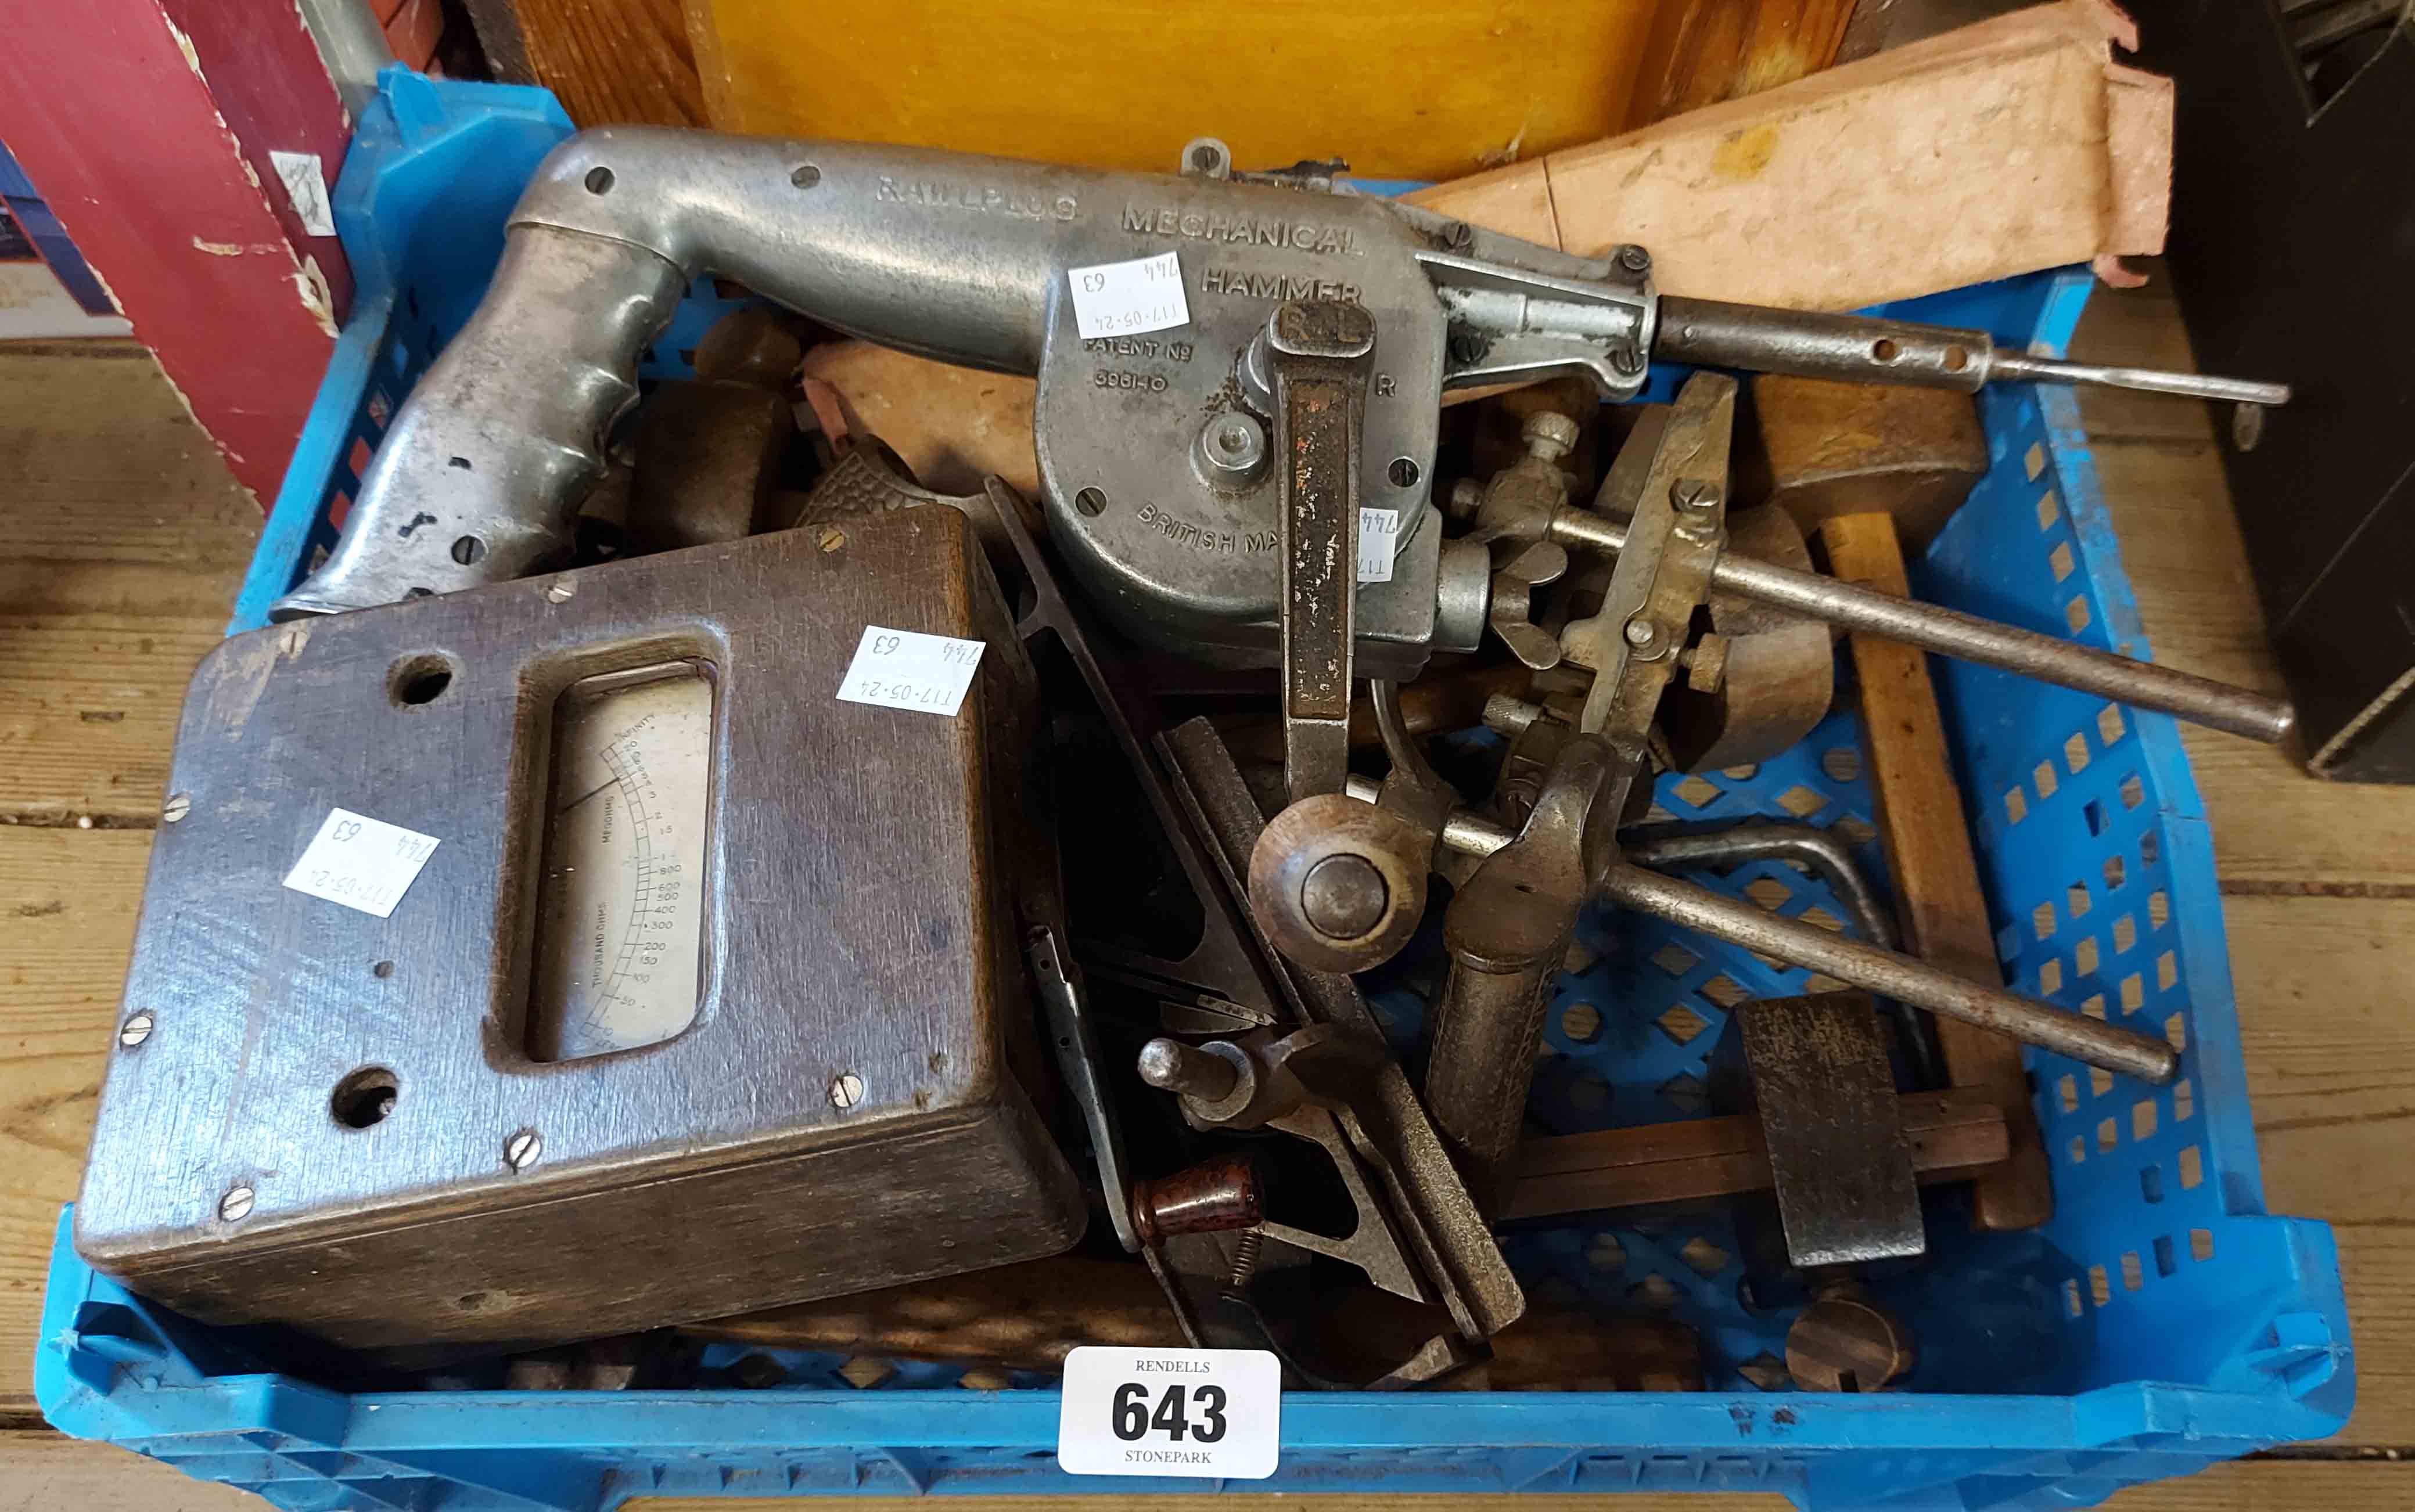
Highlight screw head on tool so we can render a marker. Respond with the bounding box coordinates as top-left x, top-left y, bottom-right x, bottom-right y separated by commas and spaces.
1786, 1291, 1914, 1392
161, 792, 192, 824
1610, 341, 1647, 378
118, 1011, 154, 1048
828, 1072, 865, 1109
1196, 412, 1268, 481
545, 577, 577, 603
1300, 853, 1390, 940
1671, 478, 1722, 515
1624, 618, 1660, 650
218, 1185, 254, 1222
1617, 243, 1652, 275
504, 1128, 543, 1171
